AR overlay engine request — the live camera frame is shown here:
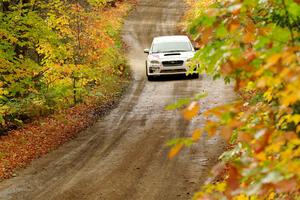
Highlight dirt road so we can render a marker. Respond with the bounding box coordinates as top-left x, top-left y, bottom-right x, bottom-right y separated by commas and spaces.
0, 0, 234, 199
